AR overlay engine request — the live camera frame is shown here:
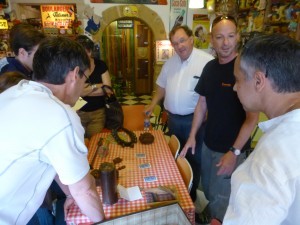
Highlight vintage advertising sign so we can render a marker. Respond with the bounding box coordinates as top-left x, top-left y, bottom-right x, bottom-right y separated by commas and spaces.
40, 5, 75, 29
117, 20, 133, 29
169, 0, 188, 31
